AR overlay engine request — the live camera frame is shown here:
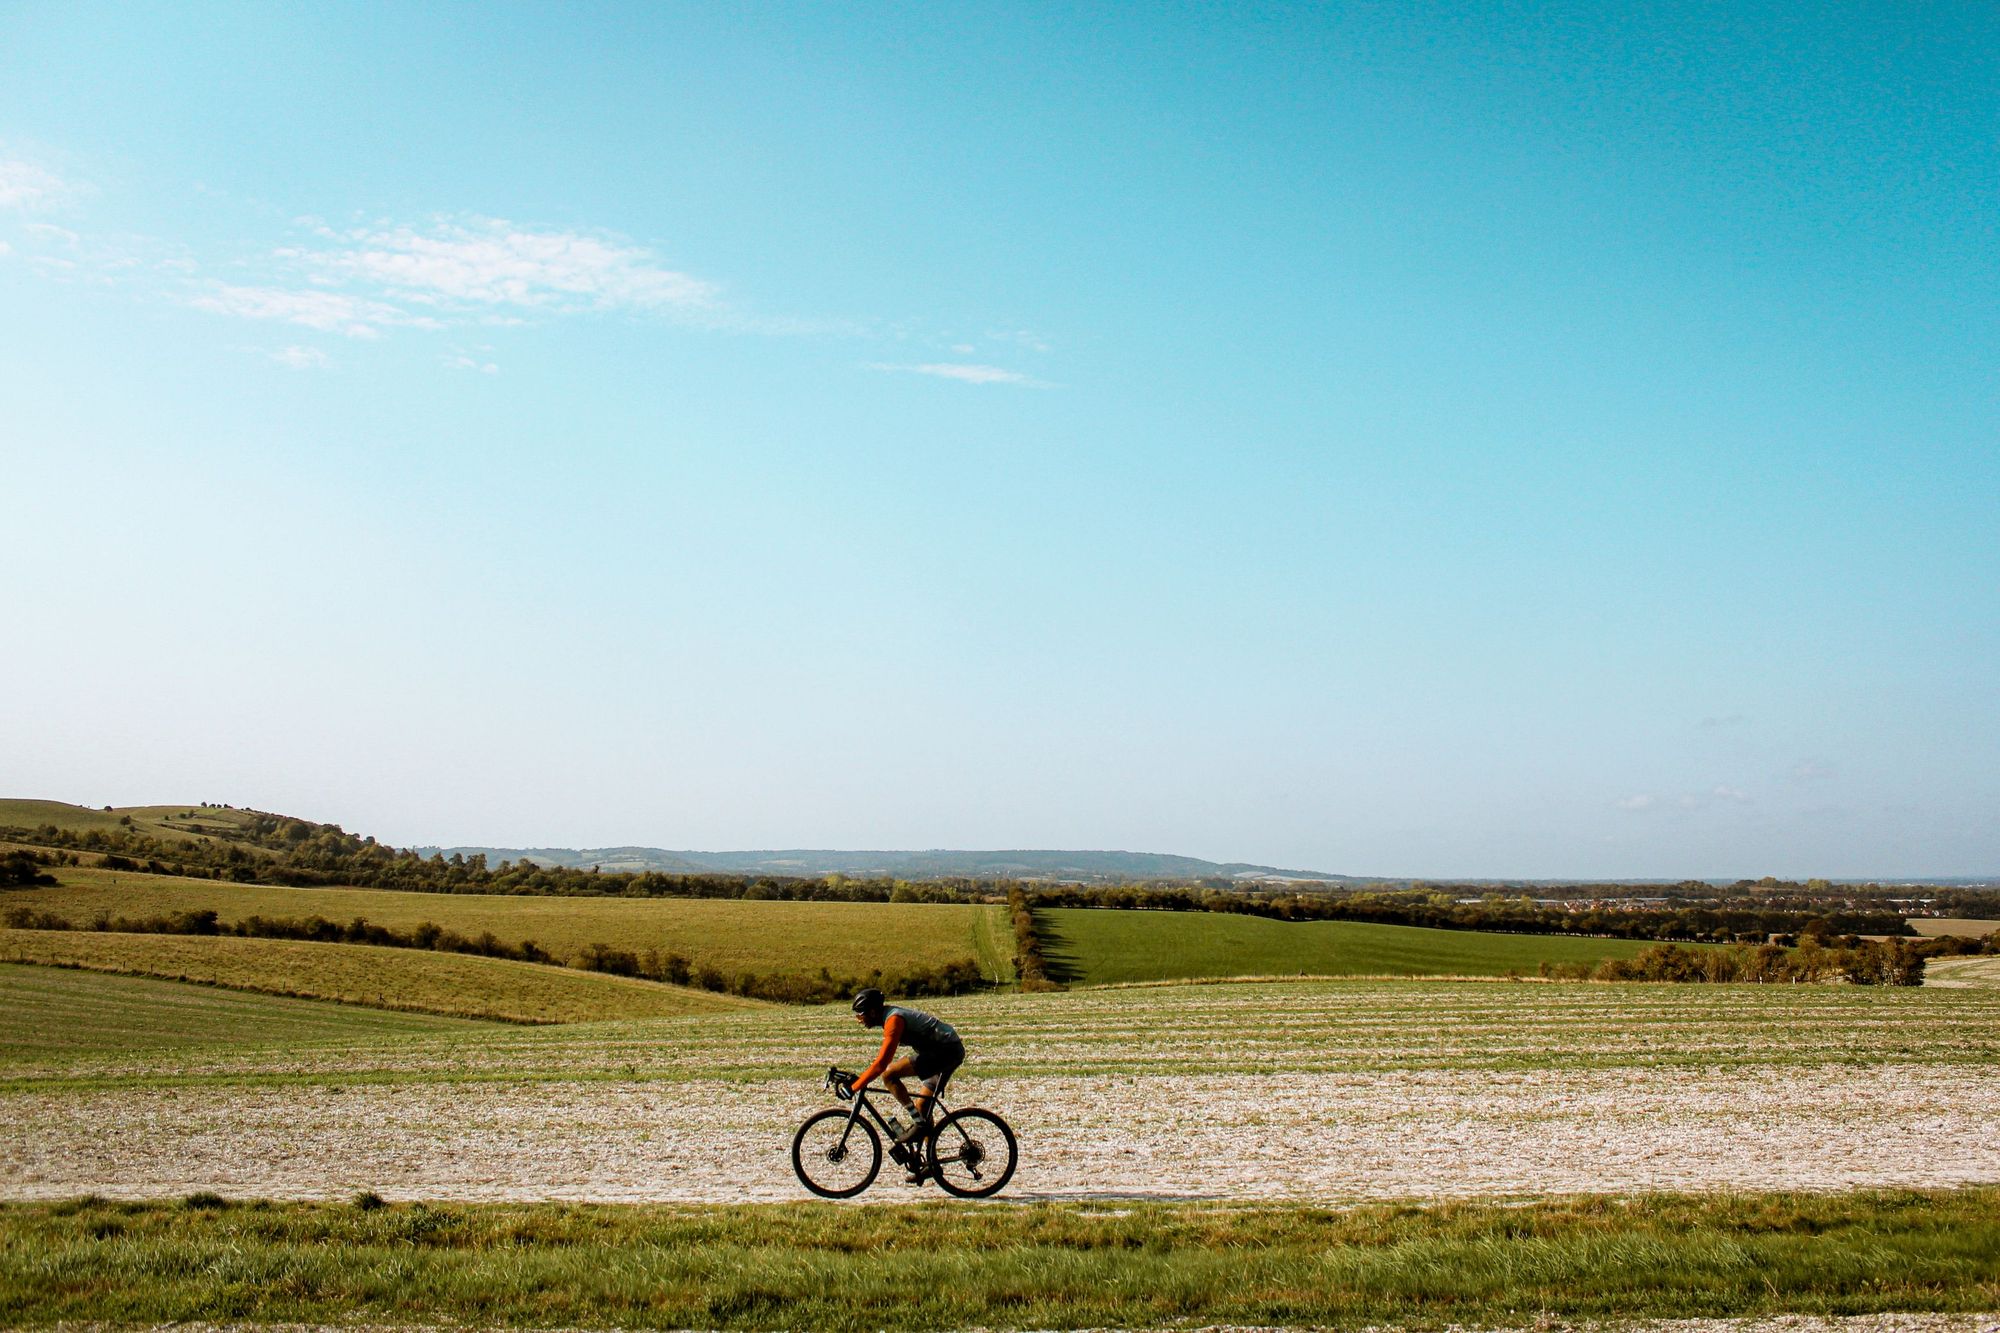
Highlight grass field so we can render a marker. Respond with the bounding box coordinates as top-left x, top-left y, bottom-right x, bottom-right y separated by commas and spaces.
0, 963, 487, 1056
3, 1189, 1996, 1331
1910, 917, 2000, 938
3, 868, 1014, 982
0, 798, 273, 854
1039, 905, 1669, 984
1929, 956, 2000, 987
0, 931, 765, 1024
